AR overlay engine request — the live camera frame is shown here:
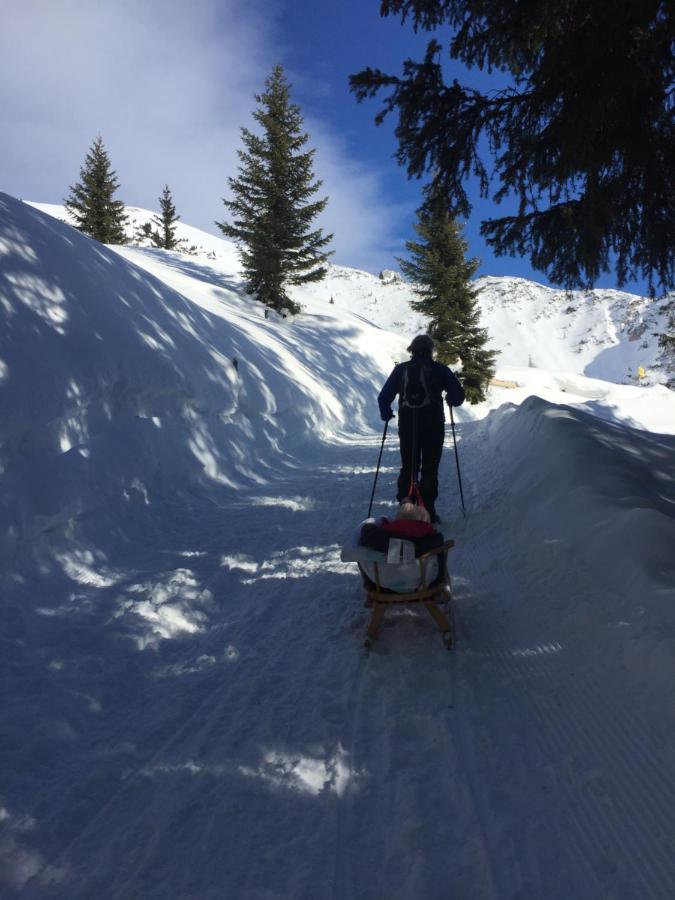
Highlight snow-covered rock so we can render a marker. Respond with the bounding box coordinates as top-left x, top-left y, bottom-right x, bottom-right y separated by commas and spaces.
378, 268, 402, 284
